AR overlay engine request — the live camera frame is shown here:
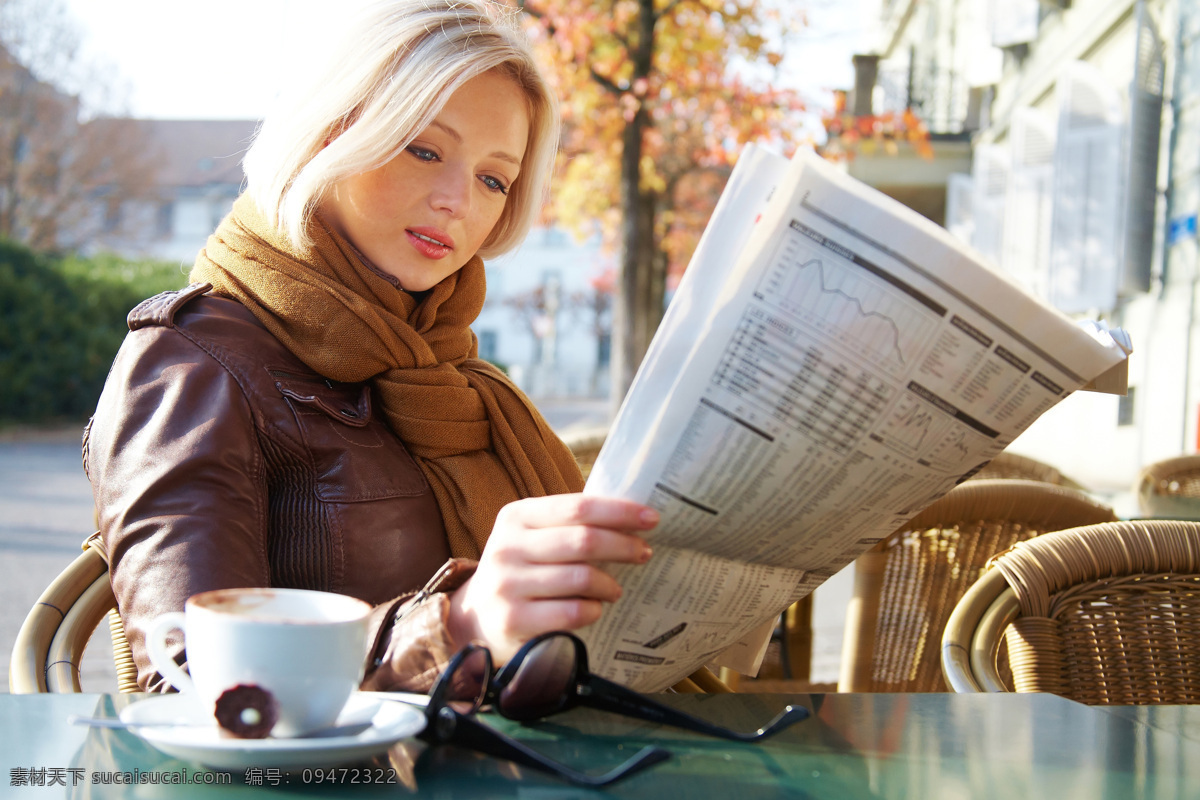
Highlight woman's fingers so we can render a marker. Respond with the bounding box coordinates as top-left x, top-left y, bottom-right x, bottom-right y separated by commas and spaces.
495, 493, 659, 533
449, 577, 610, 660
491, 524, 652, 566
497, 597, 607, 636
490, 561, 625, 604
486, 494, 658, 565
448, 494, 661, 660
